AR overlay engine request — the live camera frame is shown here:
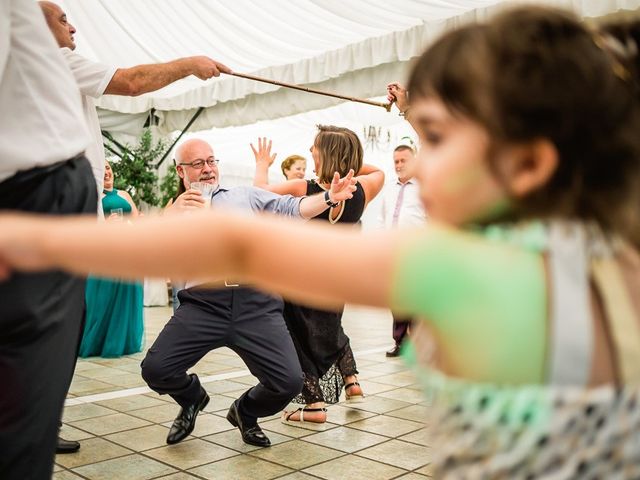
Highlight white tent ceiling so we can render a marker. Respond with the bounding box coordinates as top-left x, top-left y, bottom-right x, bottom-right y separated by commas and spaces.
58, 0, 640, 136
